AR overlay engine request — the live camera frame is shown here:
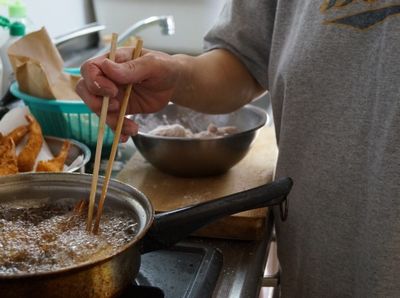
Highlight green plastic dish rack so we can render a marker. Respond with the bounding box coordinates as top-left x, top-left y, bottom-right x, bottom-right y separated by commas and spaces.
10, 82, 114, 154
